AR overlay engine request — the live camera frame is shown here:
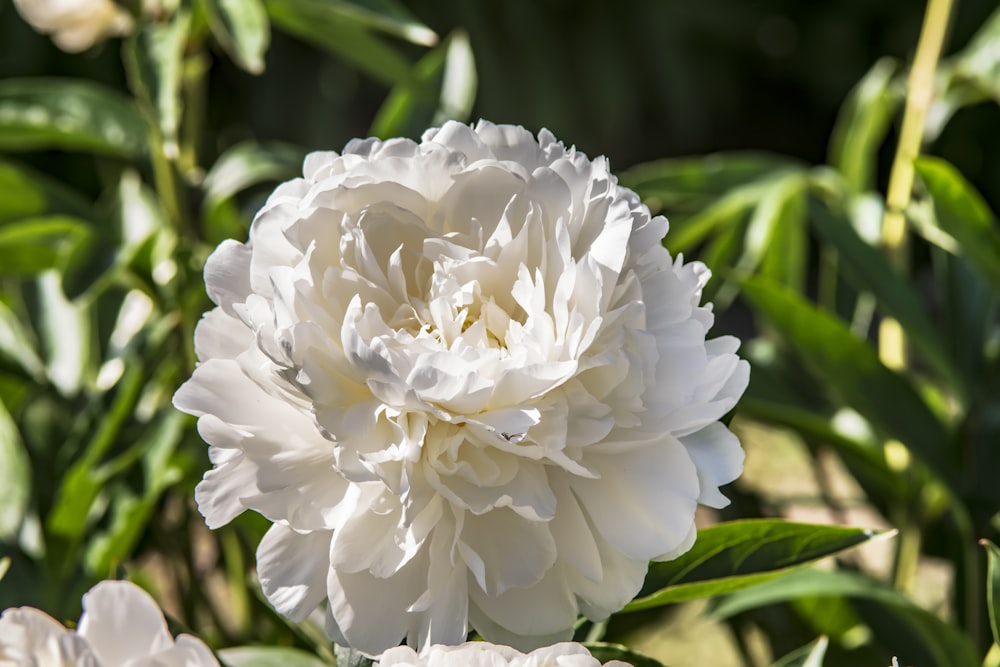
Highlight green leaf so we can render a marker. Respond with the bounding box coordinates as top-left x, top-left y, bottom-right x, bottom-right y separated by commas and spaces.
769, 636, 828, 667
127, 11, 192, 158
741, 278, 955, 490
36, 271, 90, 396
0, 400, 30, 542
983, 539, 1000, 647
206, 0, 271, 74
0, 159, 92, 224
0, 79, 147, 157
323, 0, 436, 46
915, 156, 1000, 292
220, 646, 330, 667
809, 201, 956, 389
0, 298, 44, 380
710, 569, 979, 667
624, 520, 882, 612
203, 141, 305, 212
620, 152, 800, 217
0, 556, 9, 582
0, 216, 93, 276
371, 30, 477, 139
266, 0, 420, 88
828, 58, 901, 192
737, 173, 807, 286
84, 490, 154, 575
951, 5, 1000, 103
585, 643, 668, 667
